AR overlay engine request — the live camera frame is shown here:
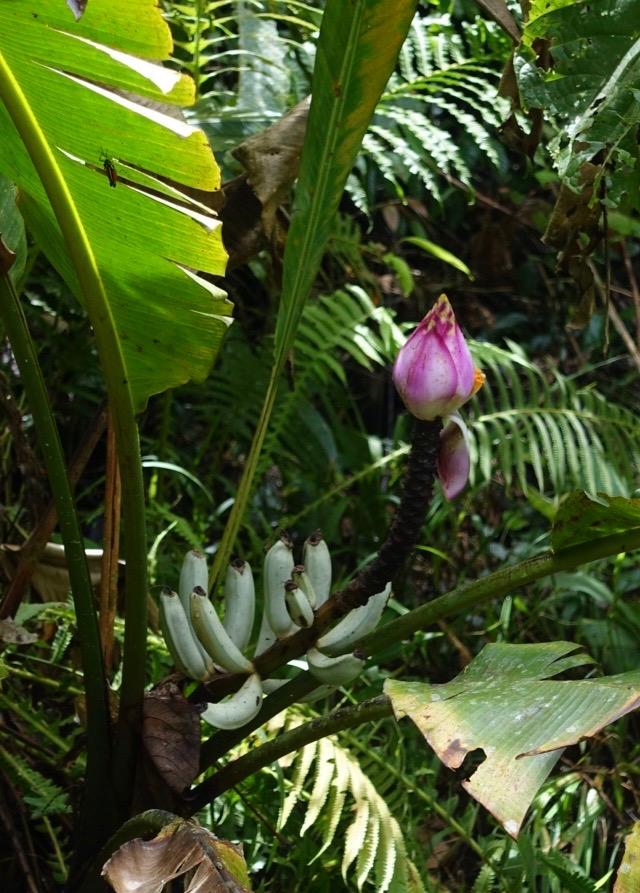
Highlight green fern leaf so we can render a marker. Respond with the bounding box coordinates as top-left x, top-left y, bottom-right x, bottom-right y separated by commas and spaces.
278, 740, 317, 831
